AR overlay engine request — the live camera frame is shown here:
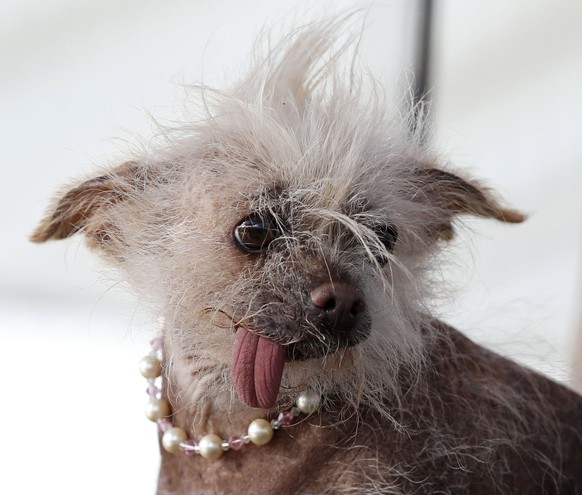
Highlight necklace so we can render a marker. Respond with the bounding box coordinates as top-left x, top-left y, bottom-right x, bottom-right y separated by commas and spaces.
140, 337, 321, 460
